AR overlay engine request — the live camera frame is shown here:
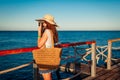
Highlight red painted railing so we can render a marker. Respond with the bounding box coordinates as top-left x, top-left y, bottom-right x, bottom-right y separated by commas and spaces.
56, 41, 95, 48
0, 41, 95, 56
0, 47, 38, 56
